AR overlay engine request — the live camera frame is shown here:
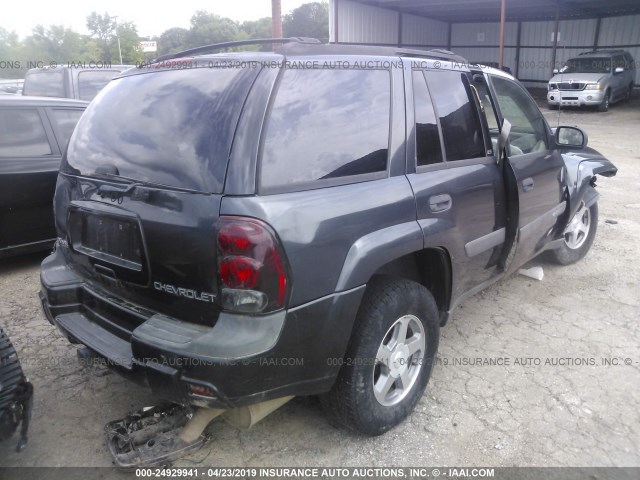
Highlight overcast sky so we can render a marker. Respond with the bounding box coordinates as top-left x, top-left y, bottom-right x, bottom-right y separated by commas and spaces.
2, 0, 312, 39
